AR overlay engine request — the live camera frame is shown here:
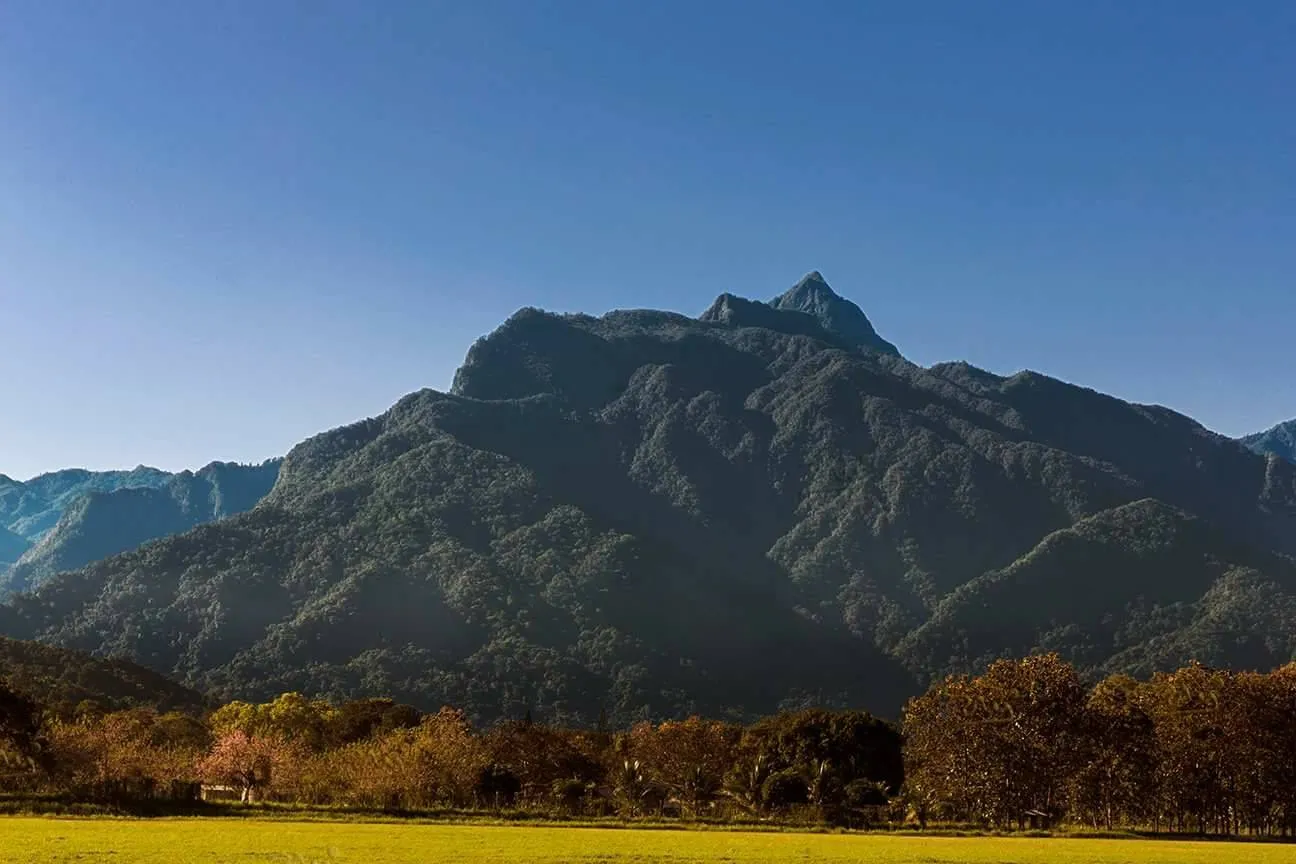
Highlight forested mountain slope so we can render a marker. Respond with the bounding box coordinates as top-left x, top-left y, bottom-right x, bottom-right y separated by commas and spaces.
3, 272, 1294, 724
0, 527, 28, 569
1, 460, 280, 596
0, 636, 207, 714
0, 466, 172, 543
